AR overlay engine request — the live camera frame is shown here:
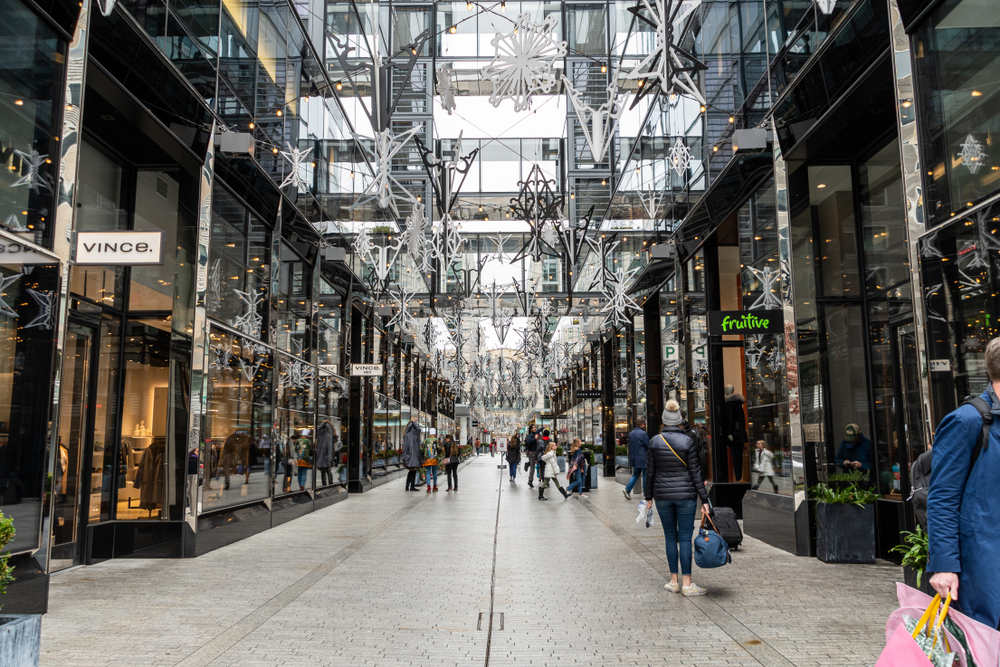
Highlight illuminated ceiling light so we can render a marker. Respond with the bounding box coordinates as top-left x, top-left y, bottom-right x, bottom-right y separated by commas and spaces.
971, 90, 983, 97
467, 1, 473, 8
350, 170, 355, 178
902, 101, 911, 108
712, 145, 718, 152
249, 122, 255, 129
272, 147, 279, 154
817, 183, 826, 188
500, 0, 505, 9
450, 25, 457, 33
601, 64, 607, 73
